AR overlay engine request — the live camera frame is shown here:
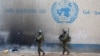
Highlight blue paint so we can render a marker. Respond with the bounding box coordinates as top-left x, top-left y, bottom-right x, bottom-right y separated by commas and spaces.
57, 7, 71, 17
42, 43, 100, 53
51, 0, 79, 23
0, 43, 100, 53
39, 9, 46, 13
5, 8, 47, 14
16, 9, 37, 13
5, 8, 14, 13
83, 10, 90, 15
94, 11, 100, 15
